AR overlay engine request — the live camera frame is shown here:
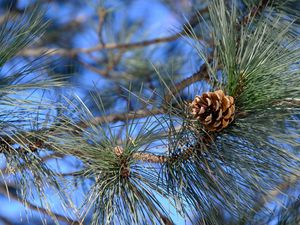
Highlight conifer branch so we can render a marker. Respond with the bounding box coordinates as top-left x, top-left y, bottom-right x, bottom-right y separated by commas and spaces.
0, 184, 82, 225
0, 216, 13, 225
241, 0, 270, 25
18, 7, 210, 57
78, 108, 163, 128
164, 62, 210, 102
18, 35, 180, 57
241, 171, 300, 222
254, 172, 300, 213
1, 1, 299, 224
